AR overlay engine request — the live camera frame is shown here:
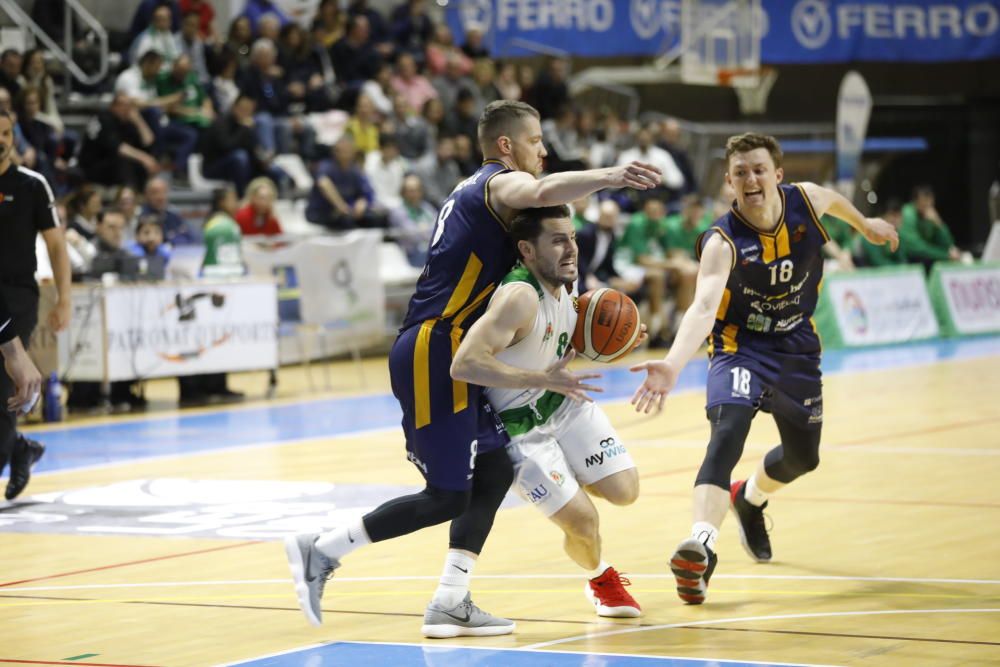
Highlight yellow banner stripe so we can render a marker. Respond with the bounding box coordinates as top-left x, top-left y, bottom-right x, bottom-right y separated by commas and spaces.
450, 327, 468, 414
760, 234, 776, 264
442, 253, 483, 320
414, 321, 435, 429
716, 288, 732, 321
776, 223, 791, 258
